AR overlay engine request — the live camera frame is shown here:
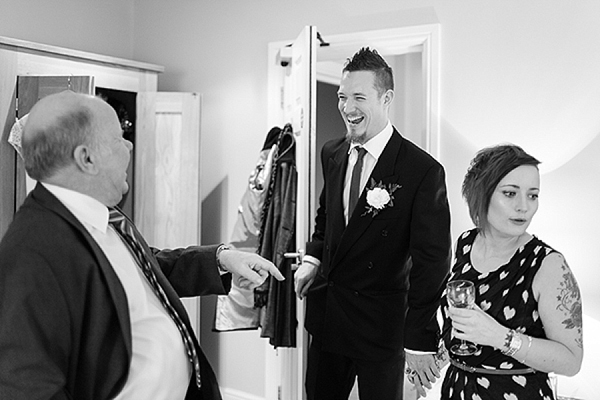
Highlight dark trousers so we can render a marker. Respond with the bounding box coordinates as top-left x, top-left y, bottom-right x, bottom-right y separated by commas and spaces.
305, 338, 405, 400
